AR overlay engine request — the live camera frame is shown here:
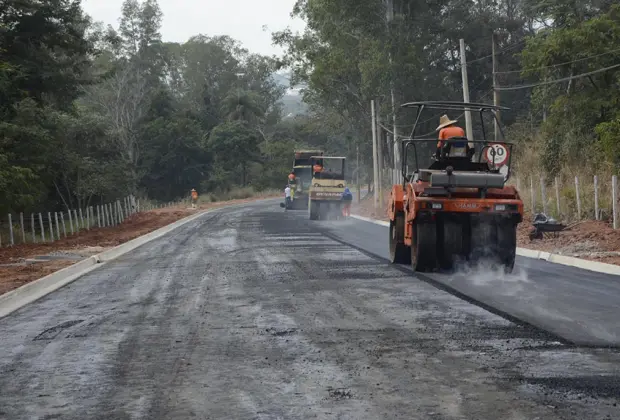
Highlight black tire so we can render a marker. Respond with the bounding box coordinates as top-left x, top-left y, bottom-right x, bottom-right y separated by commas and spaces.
389, 214, 411, 264
411, 223, 437, 272
470, 220, 497, 263
439, 220, 465, 270
309, 200, 319, 220
498, 223, 517, 273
